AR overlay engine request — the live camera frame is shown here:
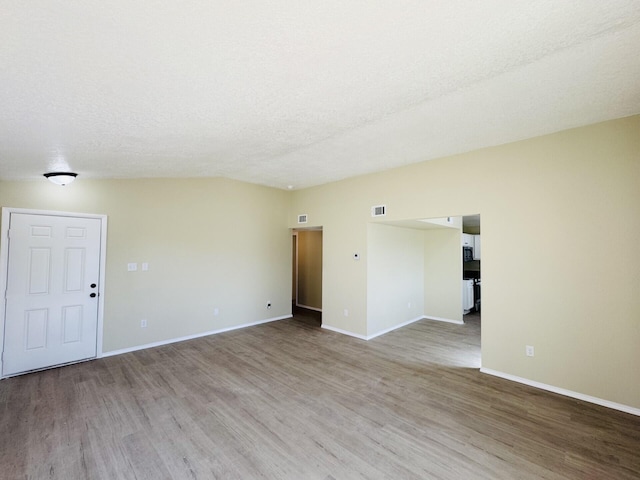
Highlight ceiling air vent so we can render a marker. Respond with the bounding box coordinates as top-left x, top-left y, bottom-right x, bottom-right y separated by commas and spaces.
371, 205, 386, 217
297, 214, 308, 224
